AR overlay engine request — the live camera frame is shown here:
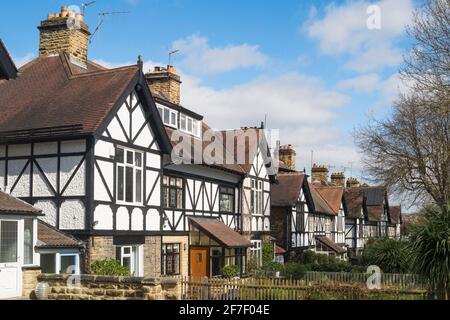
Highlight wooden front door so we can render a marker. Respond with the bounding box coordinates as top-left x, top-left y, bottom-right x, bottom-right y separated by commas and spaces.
190, 247, 208, 277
